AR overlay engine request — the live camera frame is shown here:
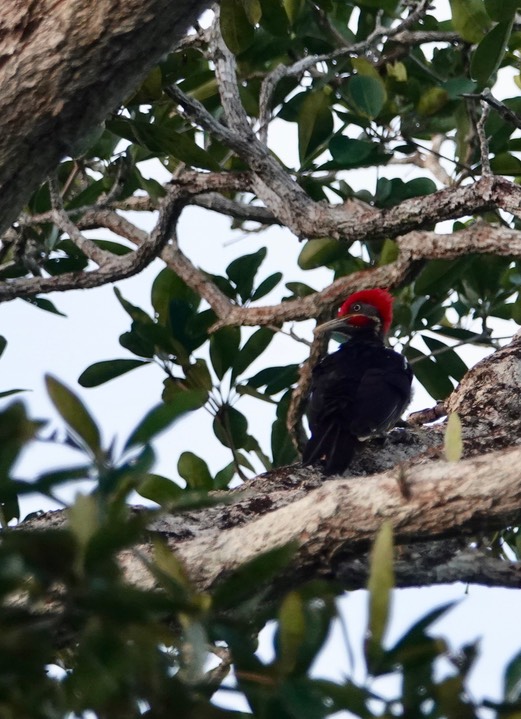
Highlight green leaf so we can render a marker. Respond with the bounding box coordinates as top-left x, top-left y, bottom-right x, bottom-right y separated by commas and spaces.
366, 521, 394, 669
285, 281, 316, 297
232, 328, 275, 380
389, 601, 457, 659
415, 258, 467, 295
137, 474, 184, 505
220, 0, 255, 53
504, 650, 521, 702
276, 591, 306, 676
417, 87, 449, 116
210, 326, 241, 380
213, 405, 249, 449
490, 152, 521, 175
226, 247, 267, 302
243, 0, 262, 23
379, 602, 456, 672
214, 461, 236, 489
259, 0, 290, 35
484, 0, 519, 21
404, 346, 454, 400
422, 336, 468, 381
311, 679, 373, 717
151, 268, 200, 325
124, 390, 207, 449
91, 239, 133, 256
107, 119, 220, 170
0, 388, 27, 399
131, 66, 163, 104
0, 402, 40, 482
177, 452, 214, 490
22, 296, 66, 316
444, 412, 463, 462
184, 359, 213, 392
348, 75, 387, 119
274, 584, 336, 679
114, 287, 153, 324
271, 415, 298, 467
282, 0, 302, 24
327, 136, 391, 169
251, 272, 283, 301
450, 0, 491, 42
212, 542, 297, 609
45, 375, 102, 457
248, 364, 299, 394
298, 90, 334, 161
272, 389, 298, 467
78, 359, 150, 387
356, 0, 399, 9
67, 493, 99, 550
471, 19, 513, 86
298, 238, 344, 270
